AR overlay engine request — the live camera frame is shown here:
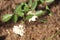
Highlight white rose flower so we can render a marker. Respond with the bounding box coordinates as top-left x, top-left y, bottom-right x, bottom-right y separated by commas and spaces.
13, 24, 25, 36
